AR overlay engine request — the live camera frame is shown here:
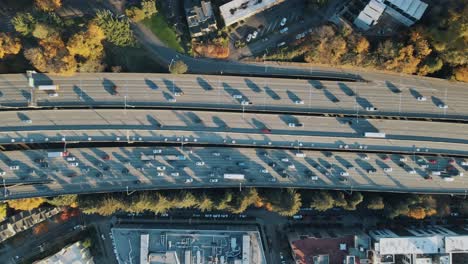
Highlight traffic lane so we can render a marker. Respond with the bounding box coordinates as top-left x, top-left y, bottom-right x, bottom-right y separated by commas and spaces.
3, 73, 468, 118
1, 147, 467, 199
1, 109, 468, 145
